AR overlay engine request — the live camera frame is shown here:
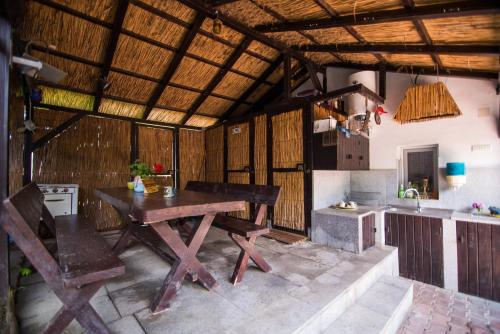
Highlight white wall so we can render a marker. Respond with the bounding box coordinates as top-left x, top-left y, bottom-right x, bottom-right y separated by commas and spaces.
370, 73, 500, 169
312, 171, 350, 210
